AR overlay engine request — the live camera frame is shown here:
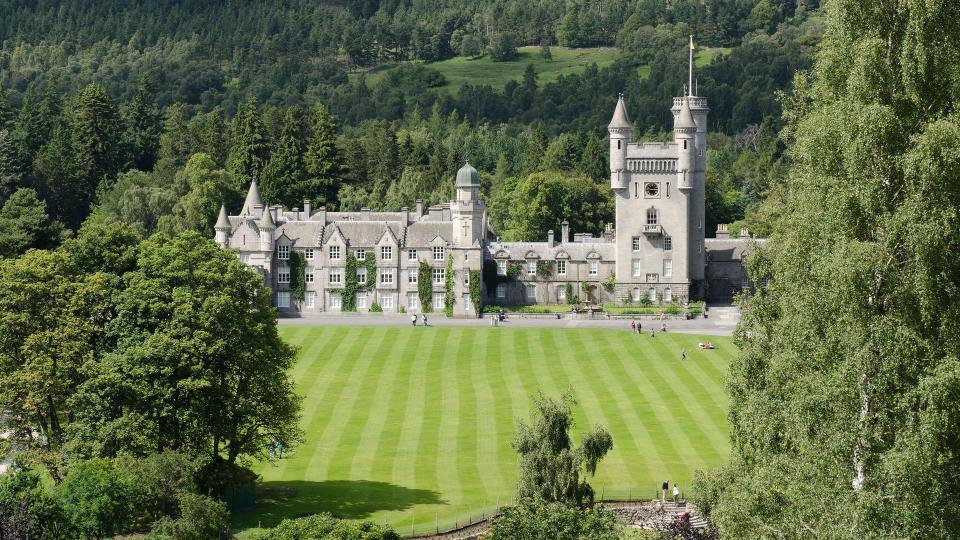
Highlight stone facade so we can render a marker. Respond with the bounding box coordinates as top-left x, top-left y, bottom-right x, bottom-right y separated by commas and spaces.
214, 92, 756, 315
